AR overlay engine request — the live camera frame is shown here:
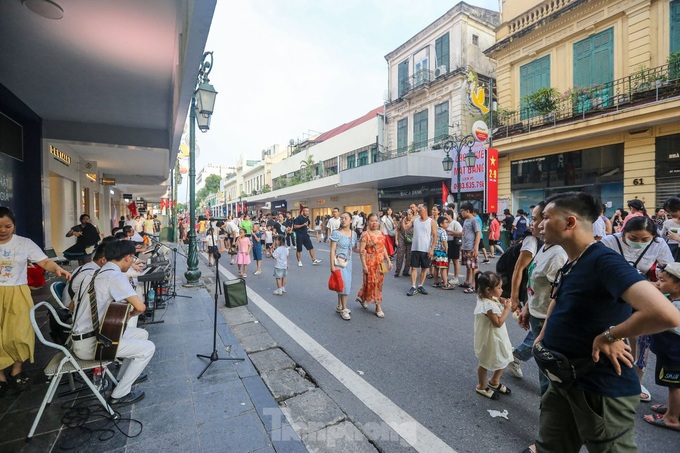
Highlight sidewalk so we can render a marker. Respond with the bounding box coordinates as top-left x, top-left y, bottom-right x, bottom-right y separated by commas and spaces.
0, 251, 307, 453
